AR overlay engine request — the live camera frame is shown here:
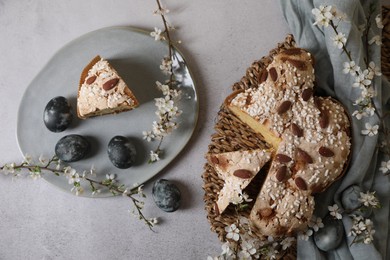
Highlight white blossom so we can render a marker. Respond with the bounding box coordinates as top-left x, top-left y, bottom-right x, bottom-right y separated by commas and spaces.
150, 27, 164, 41
142, 131, 155, 142
225, 223, 240, 241
2, 163, 16, 175
375, 14, 384, 29
353, 72, 372, 88
308, 216, 324, 232
221, 242, 234, 258
368, 61, 382, 77
71, 186, 84, 196
150, 151, 160, 162
160, 57, 172, 75
312, 5, 335, 27
349, 215, 376, 244
363, 106, 375, 117
105, 173, 116, 183
343, 61, 360, 75
368, 35, 382, 46
328, 204, 343, 219
239, 239, 257, 259
29, 171, 41, 180
149, 217, 159, 226
153, 7, 169, 16
298, 229, 313, 241
361, 86, 376, 99
23, 154, 33, 164
352, 110, 367, 120
359, 191, 380, 208
332, 32, 347, 49
281, 237, 296, 250
92, 189, 101, 196
156, 81, 170, 96
89, 165, 96, 176
361, 123, 379, 136
379, 160, 390, 174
